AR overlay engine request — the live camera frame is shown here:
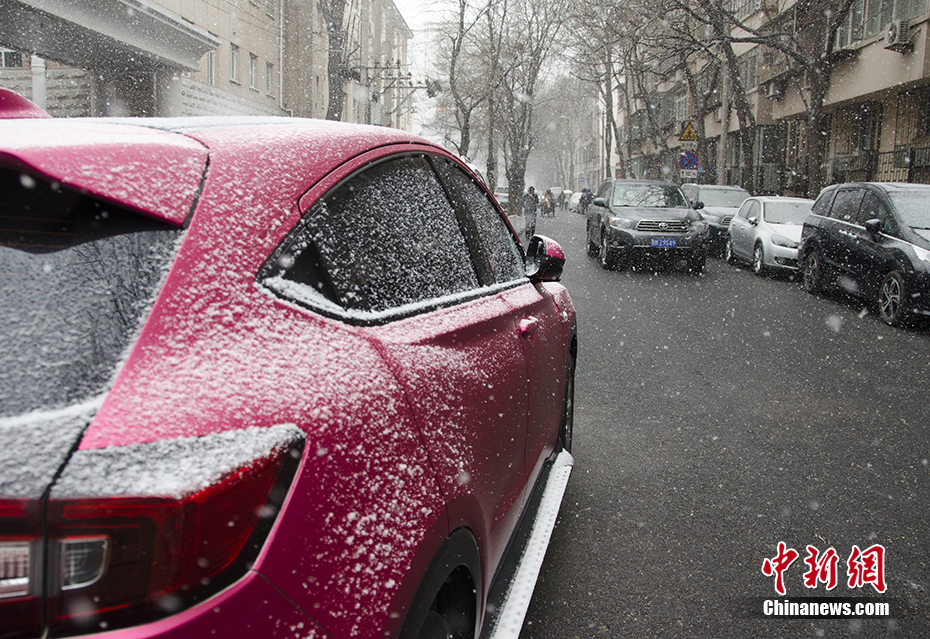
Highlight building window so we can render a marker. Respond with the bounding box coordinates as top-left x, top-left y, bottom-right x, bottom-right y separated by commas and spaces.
230, 44, 239, 83
266, 62, 273, 94
206, 51, 215, 86
738, 48, 758, 91
249, 53, 258, 89
675, 92, 688, 122
1, 49, 24, 67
